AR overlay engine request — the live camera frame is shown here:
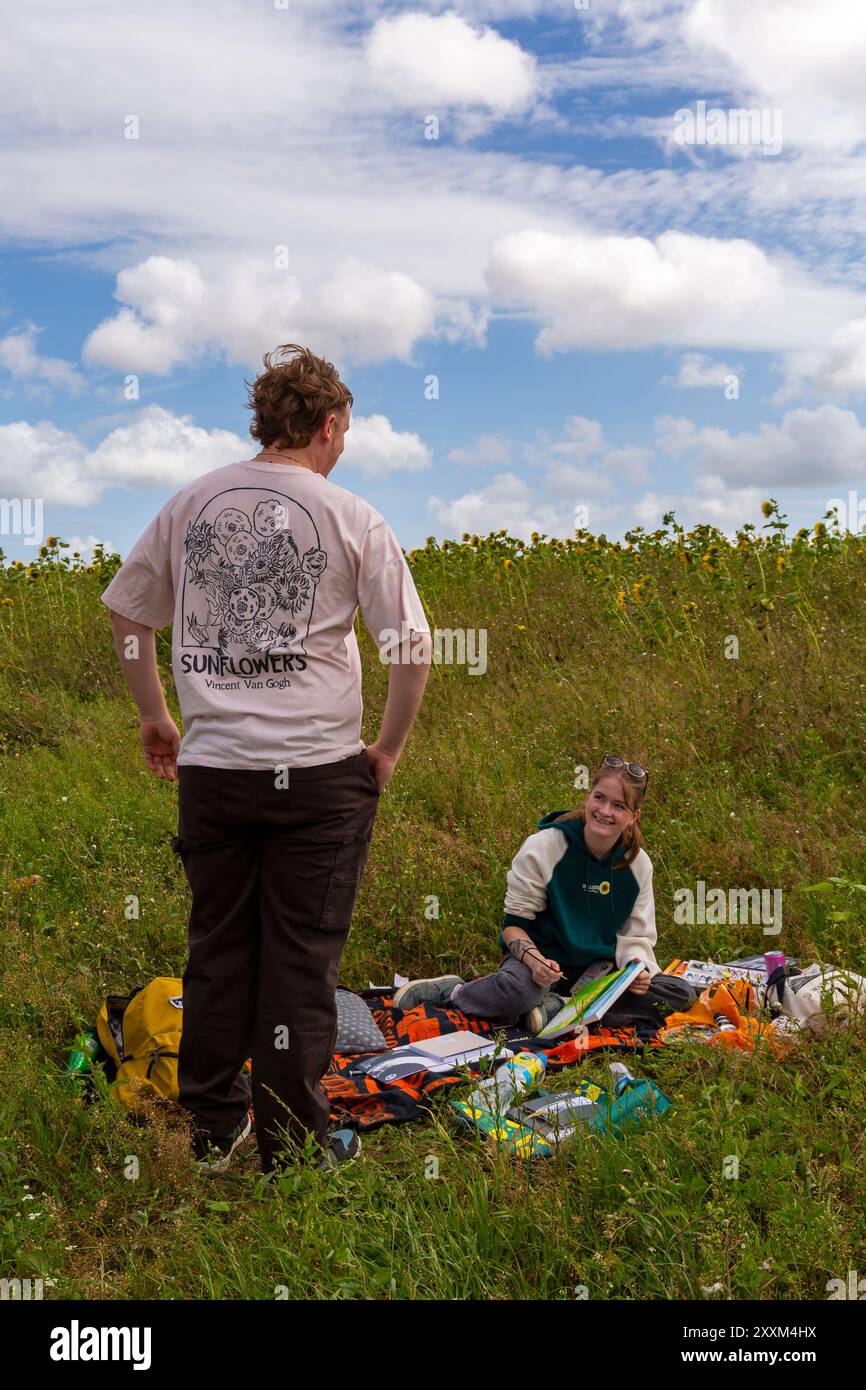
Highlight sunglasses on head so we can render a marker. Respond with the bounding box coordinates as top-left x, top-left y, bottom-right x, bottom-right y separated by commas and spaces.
603, 754, 648, 781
